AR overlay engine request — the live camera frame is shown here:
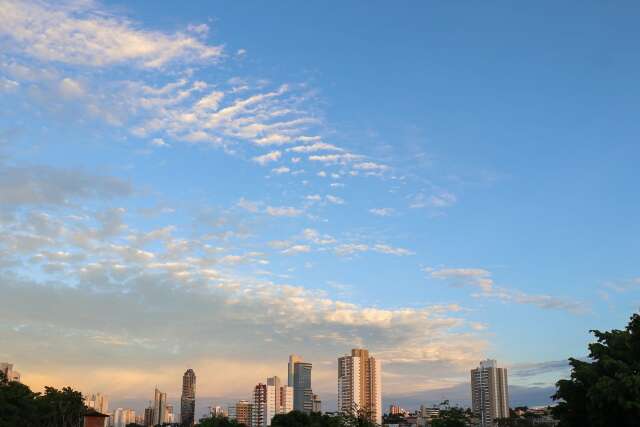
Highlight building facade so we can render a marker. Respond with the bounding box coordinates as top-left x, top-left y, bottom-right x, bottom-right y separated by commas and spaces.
293, 362, 313, 413
471, 359, 509, 427
233, 400, 253, 426
152, 388, 167, 426
337, 349, 382, 425
0, 362, 21, 383
312, 394, 322, 413
288, 354, 303, 387
181, 368, 196, 426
